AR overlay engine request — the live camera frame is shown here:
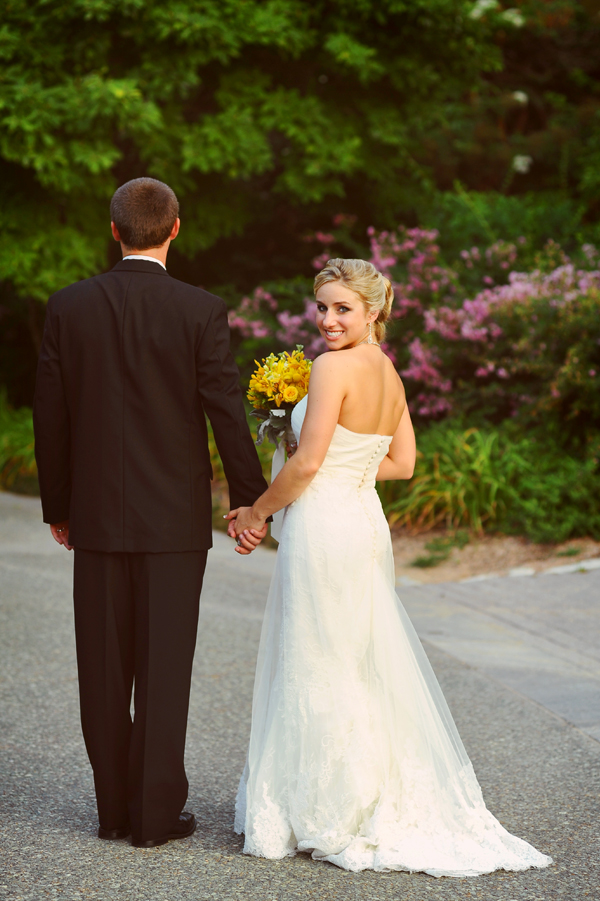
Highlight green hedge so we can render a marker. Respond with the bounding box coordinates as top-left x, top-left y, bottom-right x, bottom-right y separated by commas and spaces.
381, 423, 600, 543
3, 393, 598, 543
